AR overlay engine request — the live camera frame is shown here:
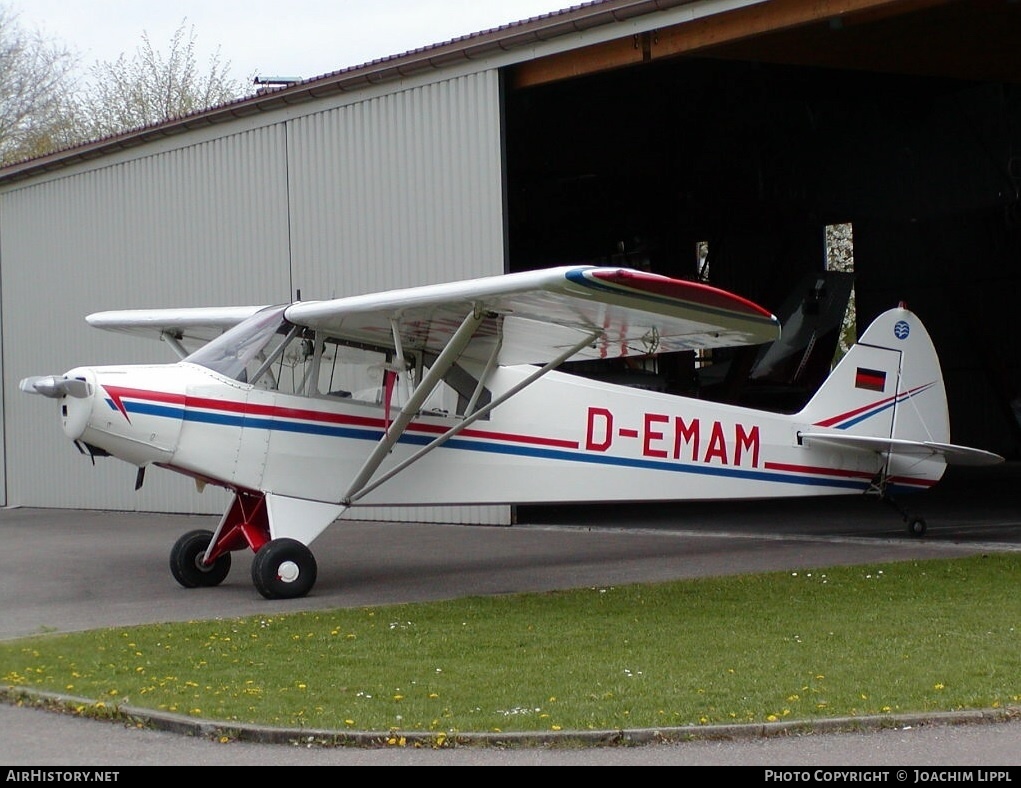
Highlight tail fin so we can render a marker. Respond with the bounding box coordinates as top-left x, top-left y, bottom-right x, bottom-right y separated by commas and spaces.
798, 305, 1001, 482
799, 304, 949, 443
